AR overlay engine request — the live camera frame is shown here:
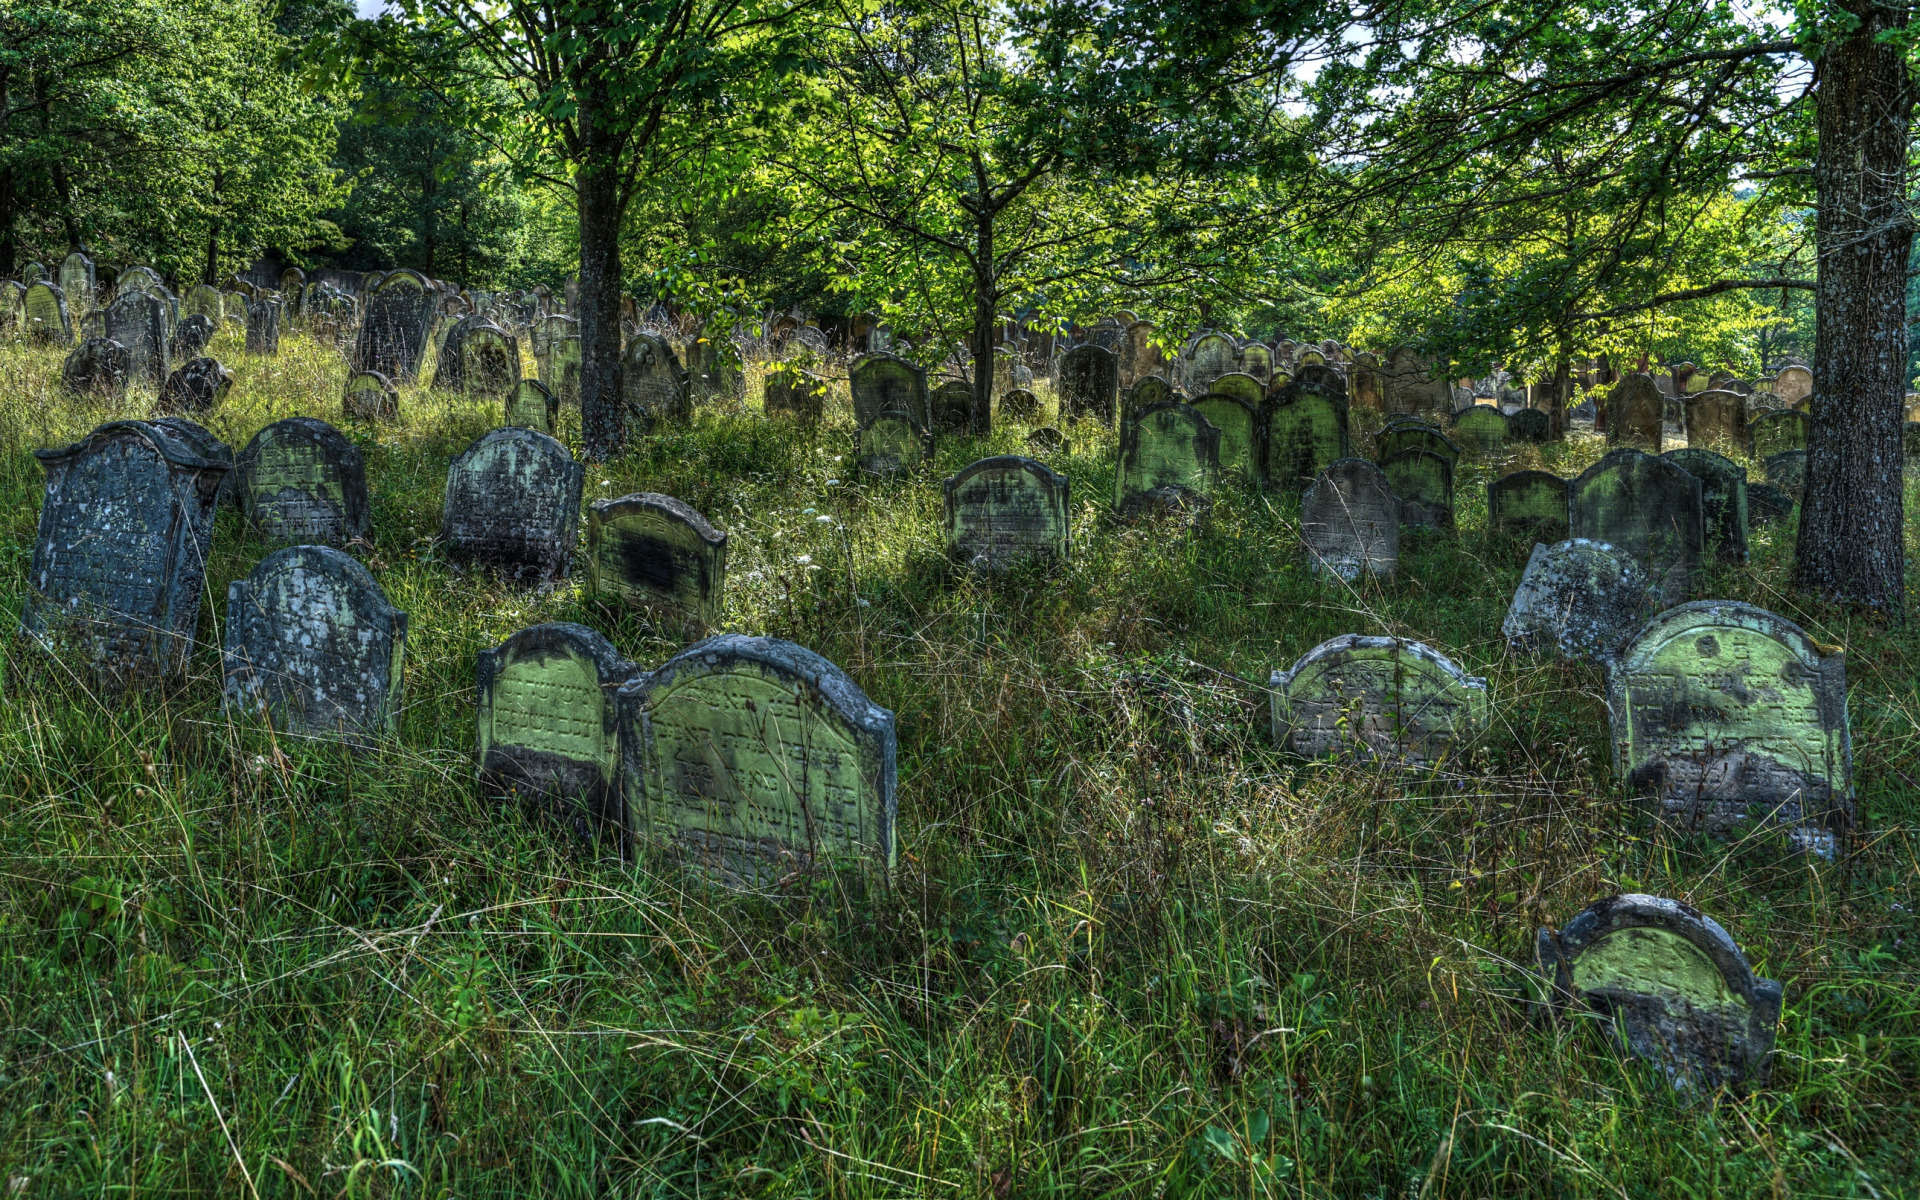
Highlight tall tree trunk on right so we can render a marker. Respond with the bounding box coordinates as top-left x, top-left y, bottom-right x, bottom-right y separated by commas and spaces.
575, 74, 627, 461
969, 210, 996, 435
1795, 2, 1916, 617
